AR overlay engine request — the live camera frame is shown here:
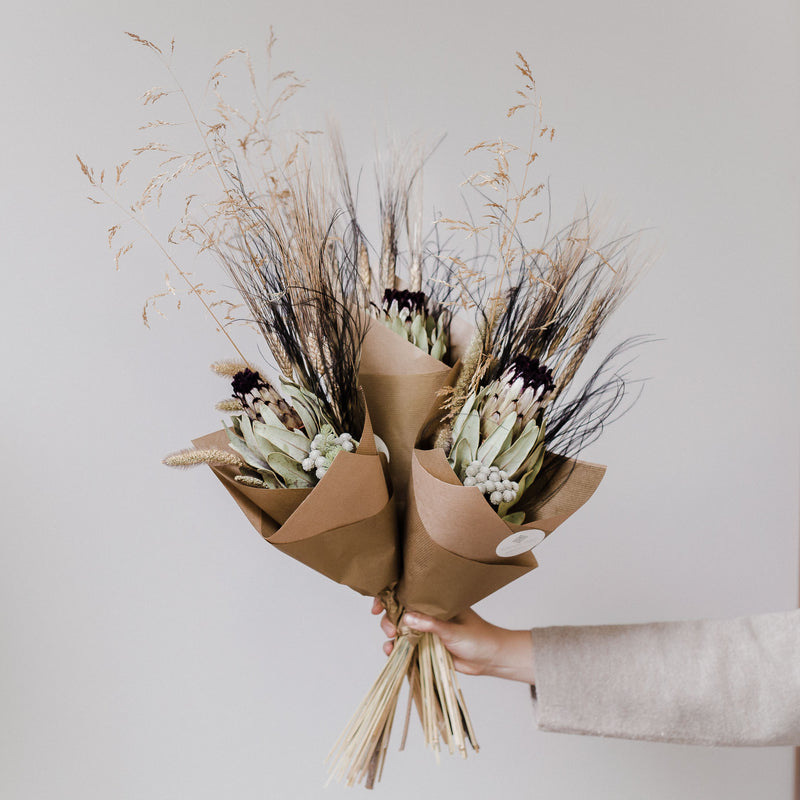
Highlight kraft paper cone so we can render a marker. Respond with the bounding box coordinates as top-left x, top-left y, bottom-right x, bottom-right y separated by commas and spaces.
396, 448, 606, 619
192, 408, 399, 597
358, 315, 472, 510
